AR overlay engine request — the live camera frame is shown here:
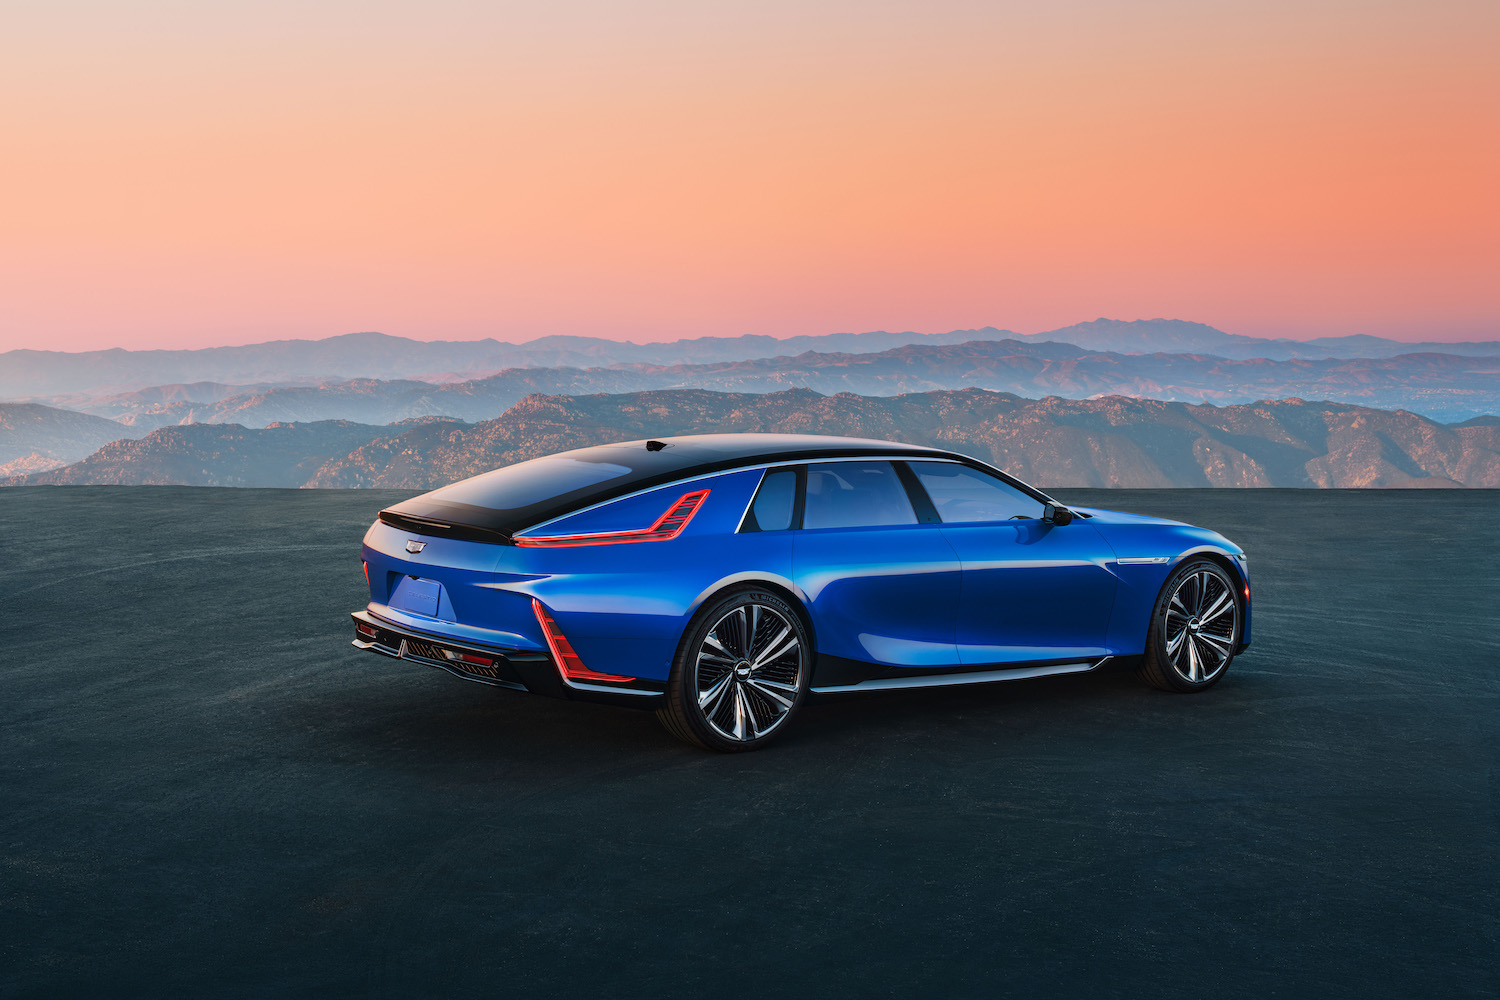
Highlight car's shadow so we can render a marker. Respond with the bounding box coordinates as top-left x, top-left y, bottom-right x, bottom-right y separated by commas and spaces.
286, 659, 1239, 778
